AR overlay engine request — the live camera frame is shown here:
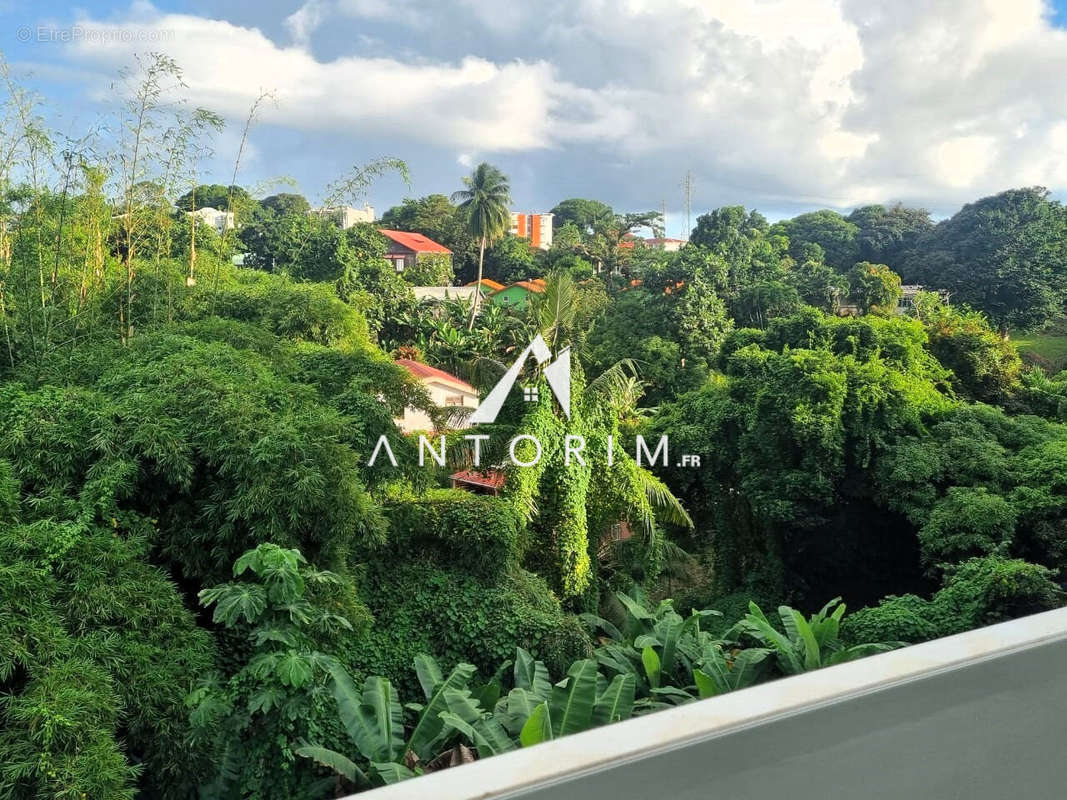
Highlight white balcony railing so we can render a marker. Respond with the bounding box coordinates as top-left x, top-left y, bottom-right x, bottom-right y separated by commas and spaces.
349, 607, 1067, 799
